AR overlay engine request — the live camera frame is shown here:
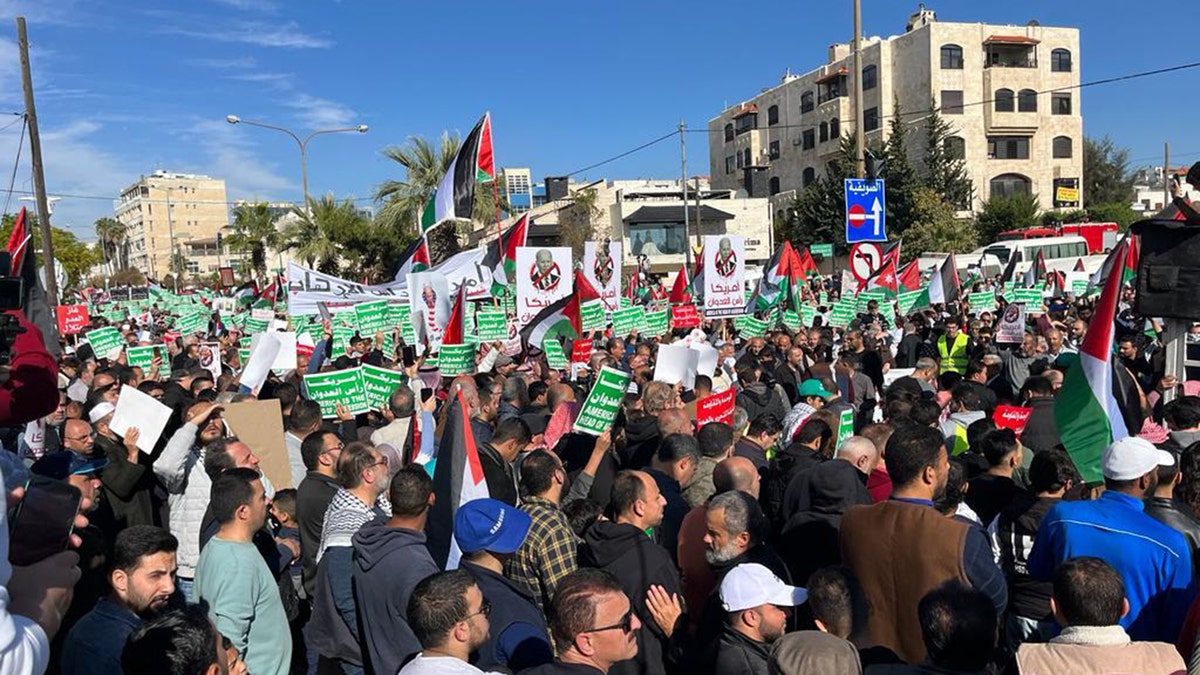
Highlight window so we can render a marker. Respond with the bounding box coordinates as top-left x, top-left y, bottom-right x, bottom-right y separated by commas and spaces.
1051, 92, 1071, 115
767, 105, 779, 125
1018, 89, 1038, 112
988, 136, 1029, 159
819, 121, 829, 143
769, 140, 781, 159
830, 118, 840, 138
769, 177, 781, 195
629, 223, 689, 256
725, 156, 735, 174
941, 90, 963, 115
736, 152, 744, 169
994, 88, 1014, 112
941, 44, 964, 69
1051, 48, 1072, 72
986, 44, 1037, 69
742, 148, 752, 167
802, 129, 815, 150
864, 107, 880, 132
944, 136, 966, 160
800, 92, 814, 114
1052, 136, 1073, 158
803, 167, 816, 187
723, 124, 734, 142
990, 174, 1032, 198
863, 65, 878, 90
735, 113, 758, 134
